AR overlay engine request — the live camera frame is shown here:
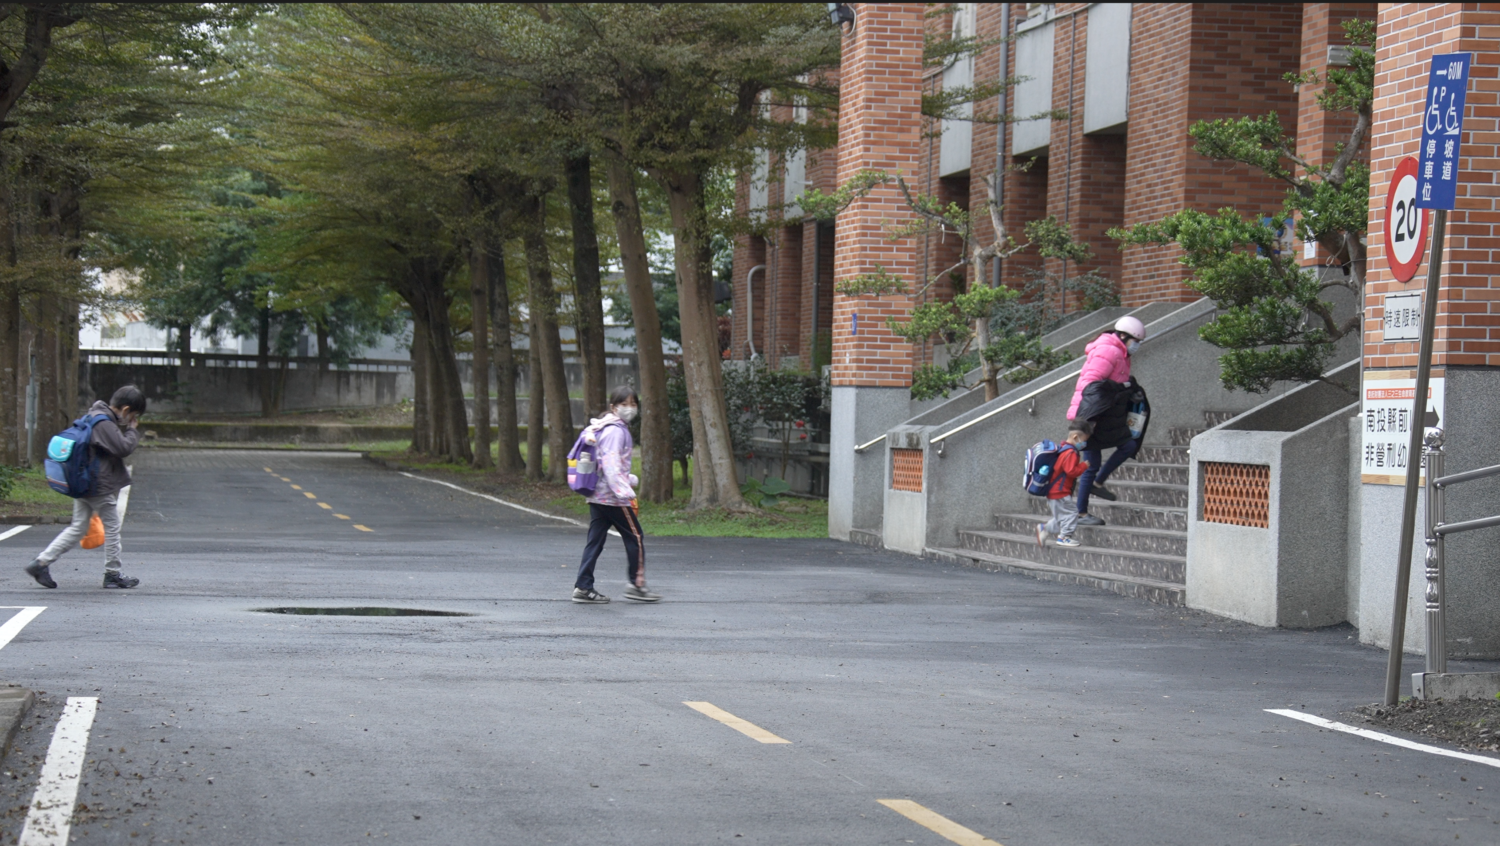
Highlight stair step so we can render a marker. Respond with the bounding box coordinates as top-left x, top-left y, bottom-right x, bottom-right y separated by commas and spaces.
1095, 479, 1187, 508
1108, 462, 1188, 486
994, 513, 1186, 557
1166, 428, 1203, 446
850, 527, 882, 549
927, 546, 1185, 606
958, 529, 1185, 584
1138, 445, 1190, 465
1026, 498, 1188, 532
